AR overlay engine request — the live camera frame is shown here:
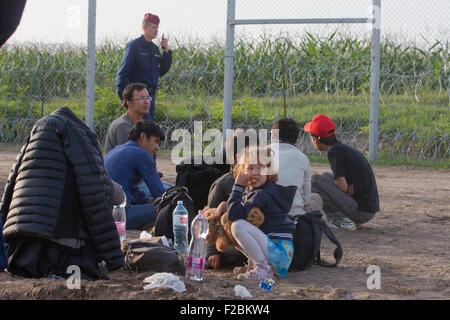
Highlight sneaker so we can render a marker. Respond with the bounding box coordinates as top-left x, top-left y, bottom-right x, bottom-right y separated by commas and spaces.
237, 261, 274, 281
327, 217, 357, 231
